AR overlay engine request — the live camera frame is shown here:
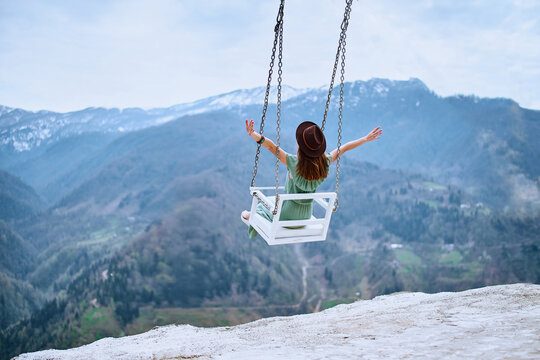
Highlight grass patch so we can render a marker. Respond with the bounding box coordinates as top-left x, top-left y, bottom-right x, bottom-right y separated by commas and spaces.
422, 200, 439, 209
394, 249, 422, 266
79, 306, 122, 343
461, 261, 484, 280
79, 225, 117, 246
320, 298, 354, 311
423, 181, 446, 191
126, 307, 265, 334
440, 250, 463, 265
